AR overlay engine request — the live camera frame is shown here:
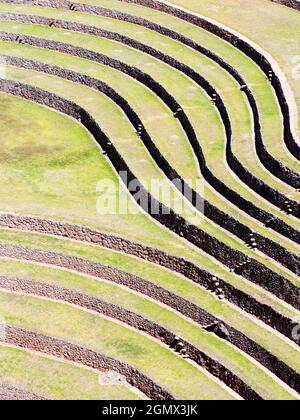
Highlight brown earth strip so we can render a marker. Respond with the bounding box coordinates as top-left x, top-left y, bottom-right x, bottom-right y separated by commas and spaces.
0, 212, 299, 346
0, 60, 299, 313
0, 240, 299, 393
0, 384, 48, 400
0, 275, 261, 400
2, 326, 173, 400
